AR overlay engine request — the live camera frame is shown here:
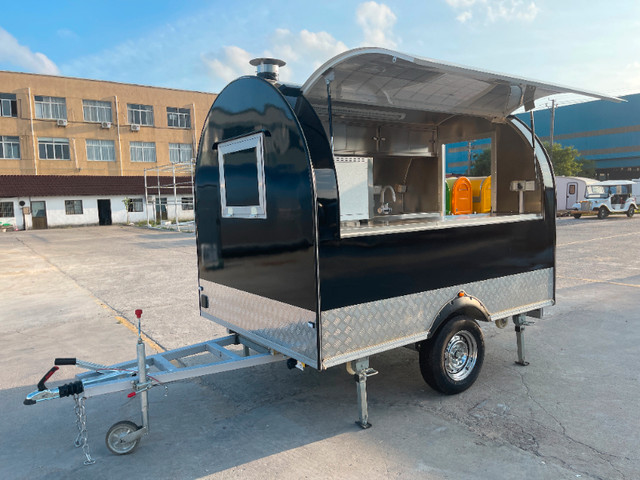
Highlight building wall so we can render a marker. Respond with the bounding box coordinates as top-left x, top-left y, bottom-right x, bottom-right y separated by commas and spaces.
0, 71, 216, 176
516, 93, 640, 179
0, 194, 194, 229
